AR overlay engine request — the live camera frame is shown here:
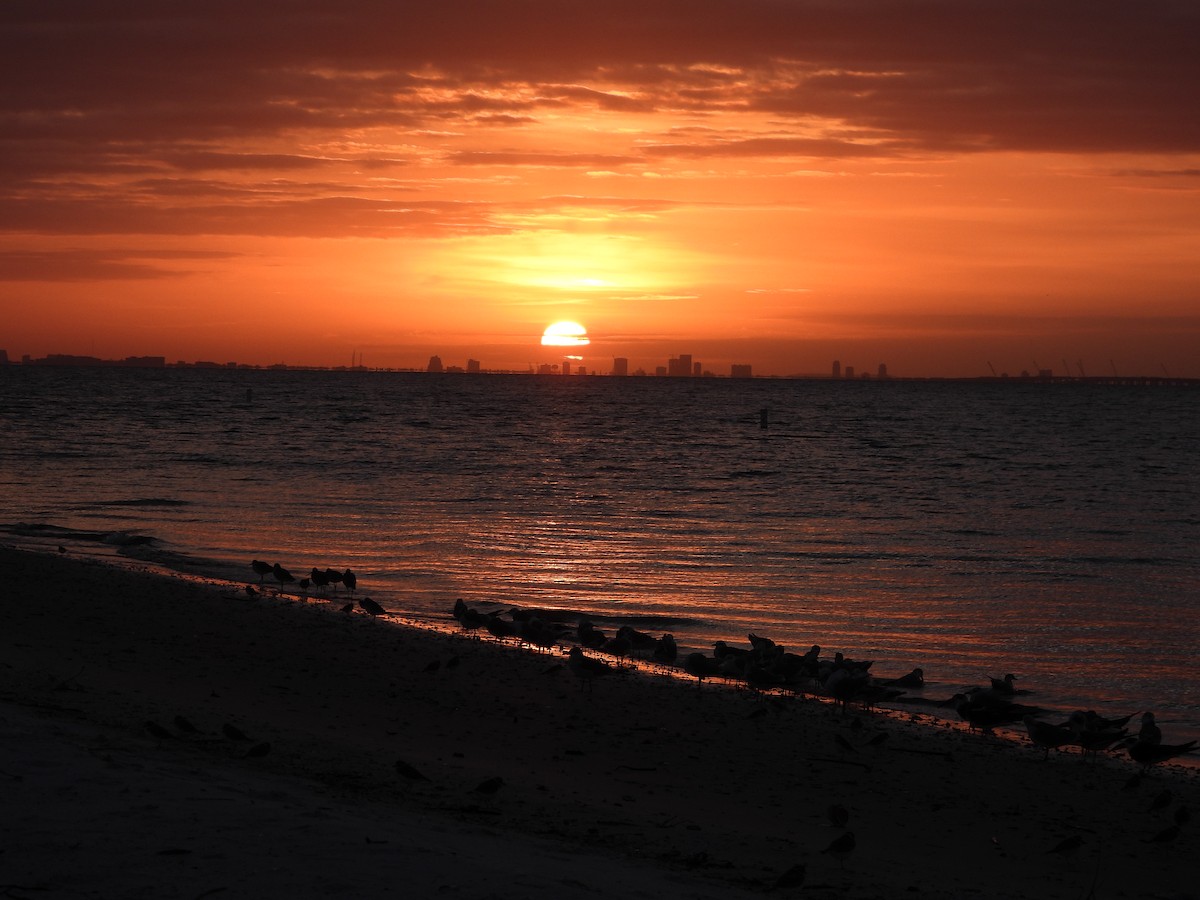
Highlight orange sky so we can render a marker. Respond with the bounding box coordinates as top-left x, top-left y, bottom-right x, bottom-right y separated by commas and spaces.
2, 1, 1199, 377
